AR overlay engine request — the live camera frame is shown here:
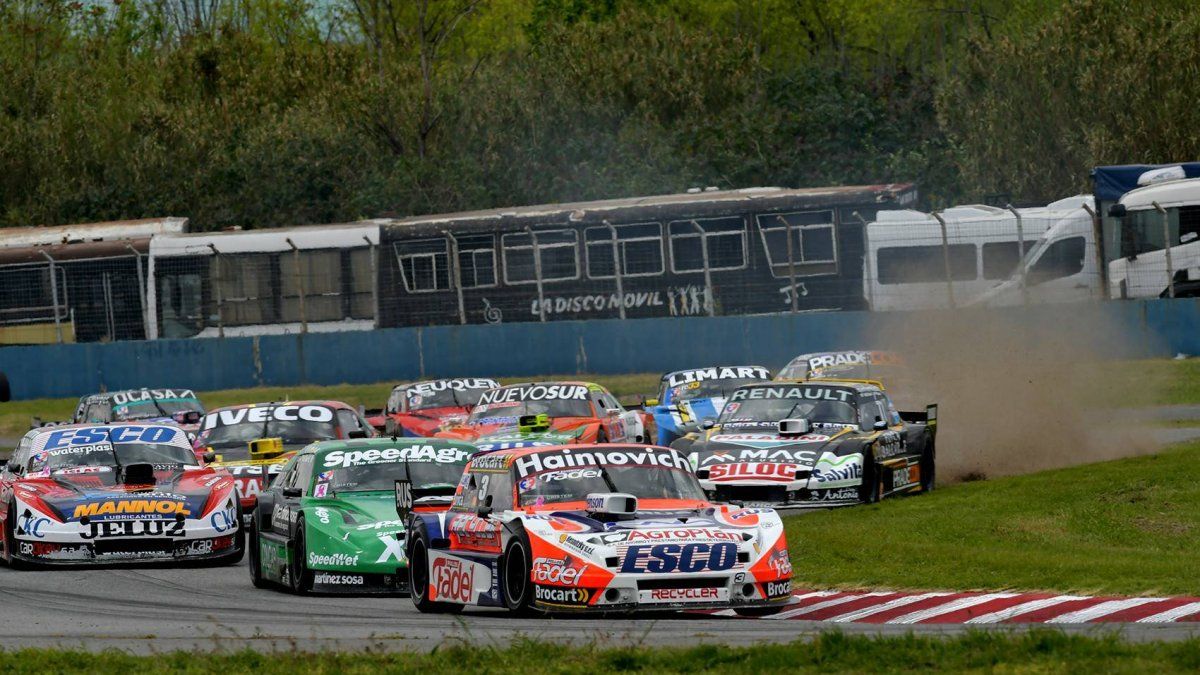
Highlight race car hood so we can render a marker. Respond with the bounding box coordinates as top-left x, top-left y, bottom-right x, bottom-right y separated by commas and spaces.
654, 397, 727, 435
300, 491, 418, 572
16, 467, 231, 523
390, 406, 471, 436
689, 423, 854, 471
438, 418, 594, 448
